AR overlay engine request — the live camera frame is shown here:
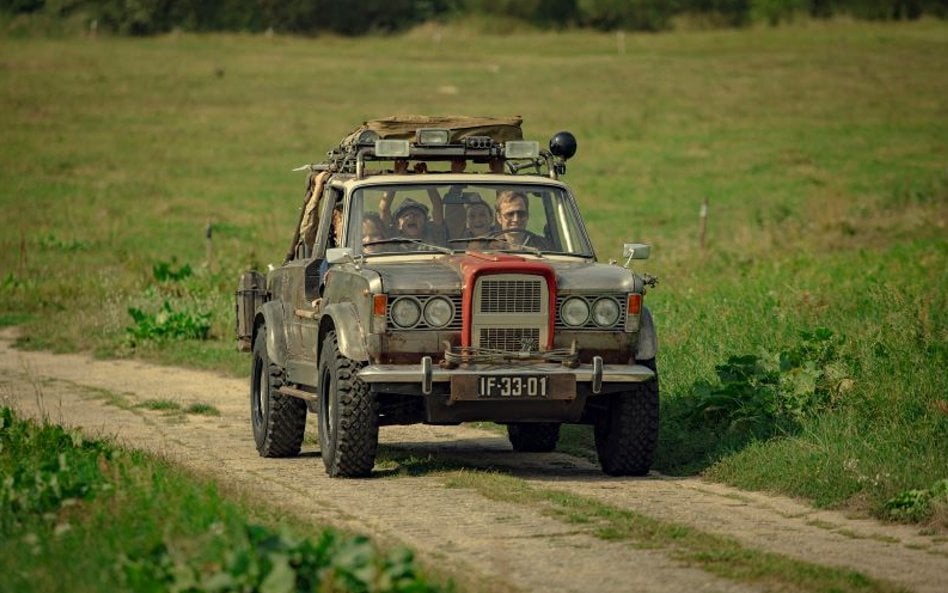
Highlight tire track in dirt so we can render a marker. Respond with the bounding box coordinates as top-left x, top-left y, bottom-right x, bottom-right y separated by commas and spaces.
1, 328, 945, 593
